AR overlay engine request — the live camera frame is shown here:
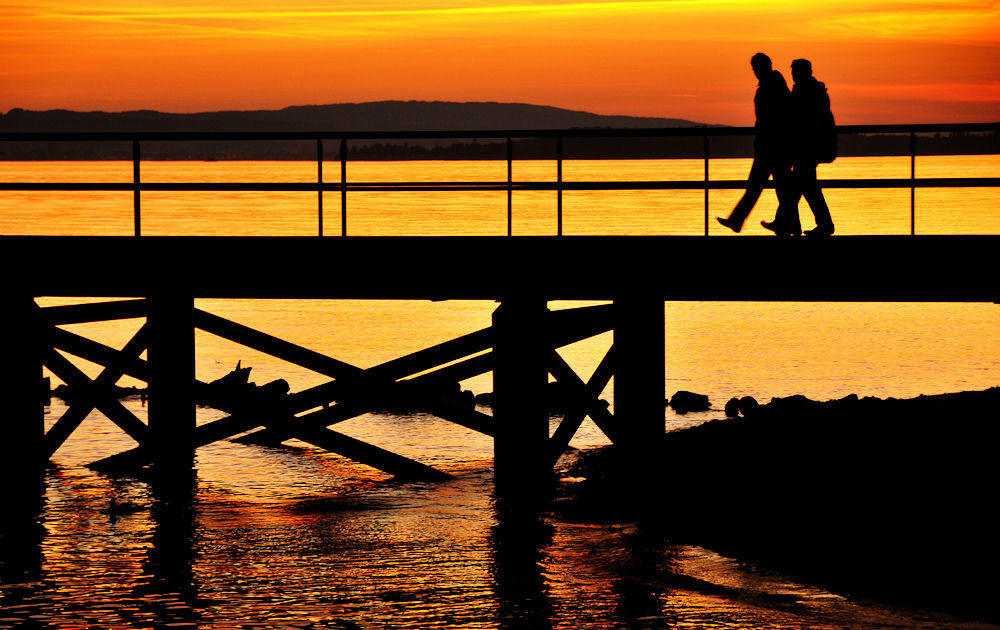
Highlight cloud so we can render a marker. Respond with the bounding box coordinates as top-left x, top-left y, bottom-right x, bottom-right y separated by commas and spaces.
821, 2, 1000, 42
6, 0, 993, 46
840, 80, 1000, 102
